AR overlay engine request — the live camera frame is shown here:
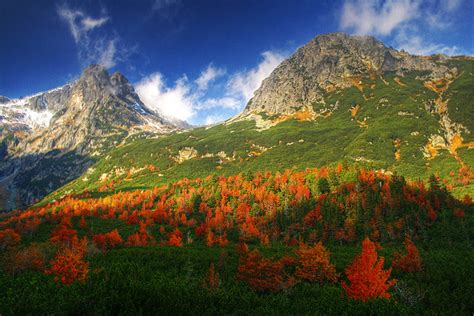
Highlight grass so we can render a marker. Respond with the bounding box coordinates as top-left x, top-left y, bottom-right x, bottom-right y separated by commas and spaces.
1, 240, 473, 315
40, 60, 472, 205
